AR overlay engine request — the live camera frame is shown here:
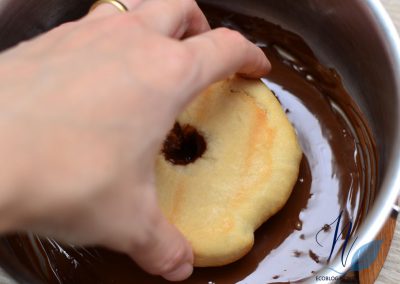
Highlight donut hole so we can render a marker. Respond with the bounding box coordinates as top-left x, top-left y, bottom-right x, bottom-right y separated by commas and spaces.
162, 122, 206, 165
